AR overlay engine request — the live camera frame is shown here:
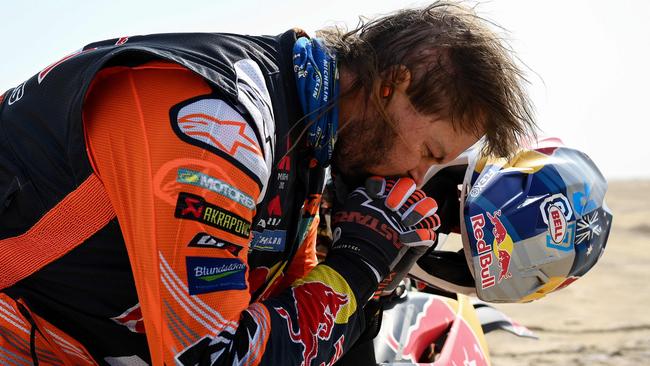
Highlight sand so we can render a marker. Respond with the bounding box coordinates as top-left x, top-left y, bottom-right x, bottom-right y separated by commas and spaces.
484, 180, 650, 365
